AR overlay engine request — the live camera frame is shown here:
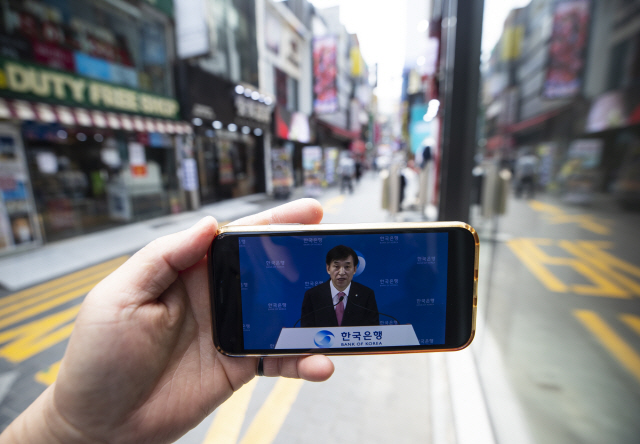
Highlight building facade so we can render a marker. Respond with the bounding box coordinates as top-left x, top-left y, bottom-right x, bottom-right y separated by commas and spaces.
0, 0, 190, 253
